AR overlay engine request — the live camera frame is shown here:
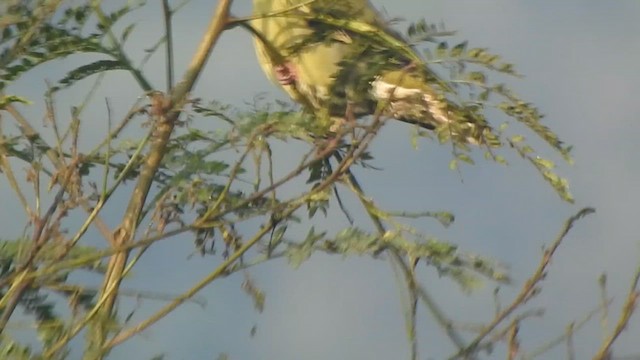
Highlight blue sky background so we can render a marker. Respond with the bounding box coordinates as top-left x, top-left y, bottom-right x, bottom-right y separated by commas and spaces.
2, 0, 640, 359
